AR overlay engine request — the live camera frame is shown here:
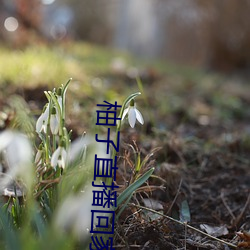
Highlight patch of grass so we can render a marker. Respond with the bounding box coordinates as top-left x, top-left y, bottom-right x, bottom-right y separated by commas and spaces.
62, 42, 132, 75
0, 42, 133, 87
0, 41, 209, 86
0, 45, 69, 86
